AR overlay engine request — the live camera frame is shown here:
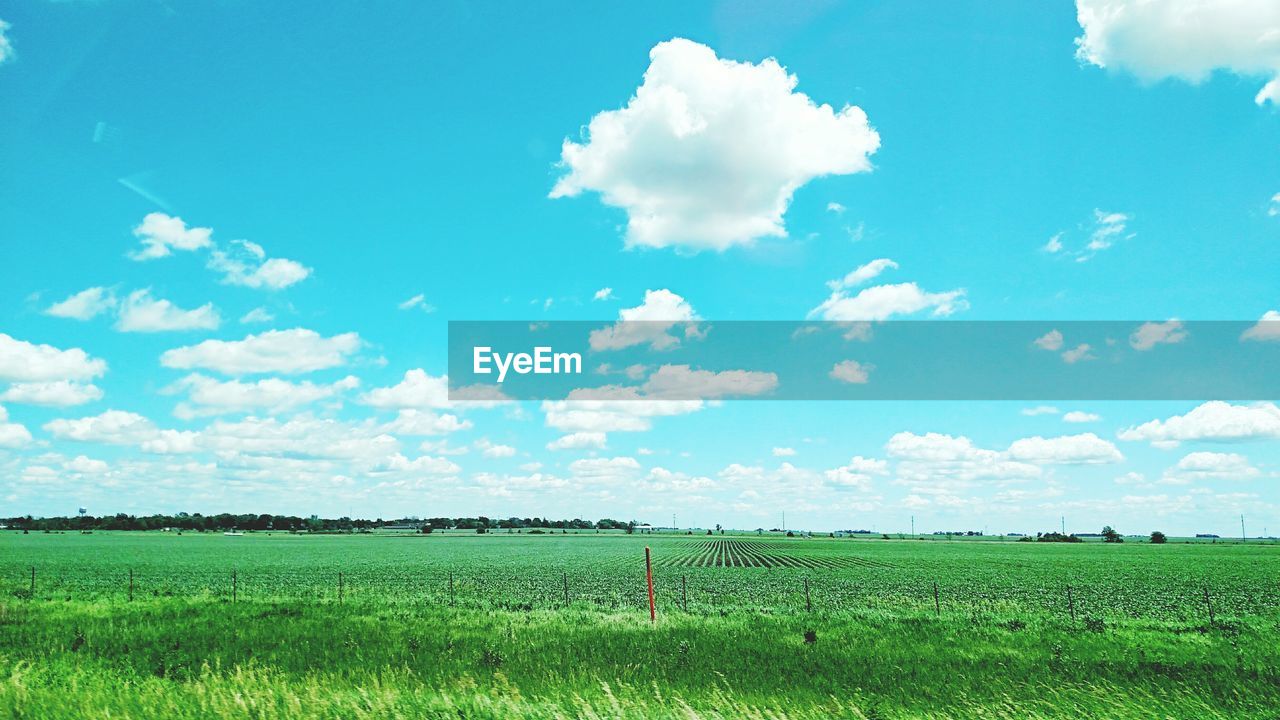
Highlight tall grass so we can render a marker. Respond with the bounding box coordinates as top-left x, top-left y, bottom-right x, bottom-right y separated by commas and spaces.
1, 597, 1276, 719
